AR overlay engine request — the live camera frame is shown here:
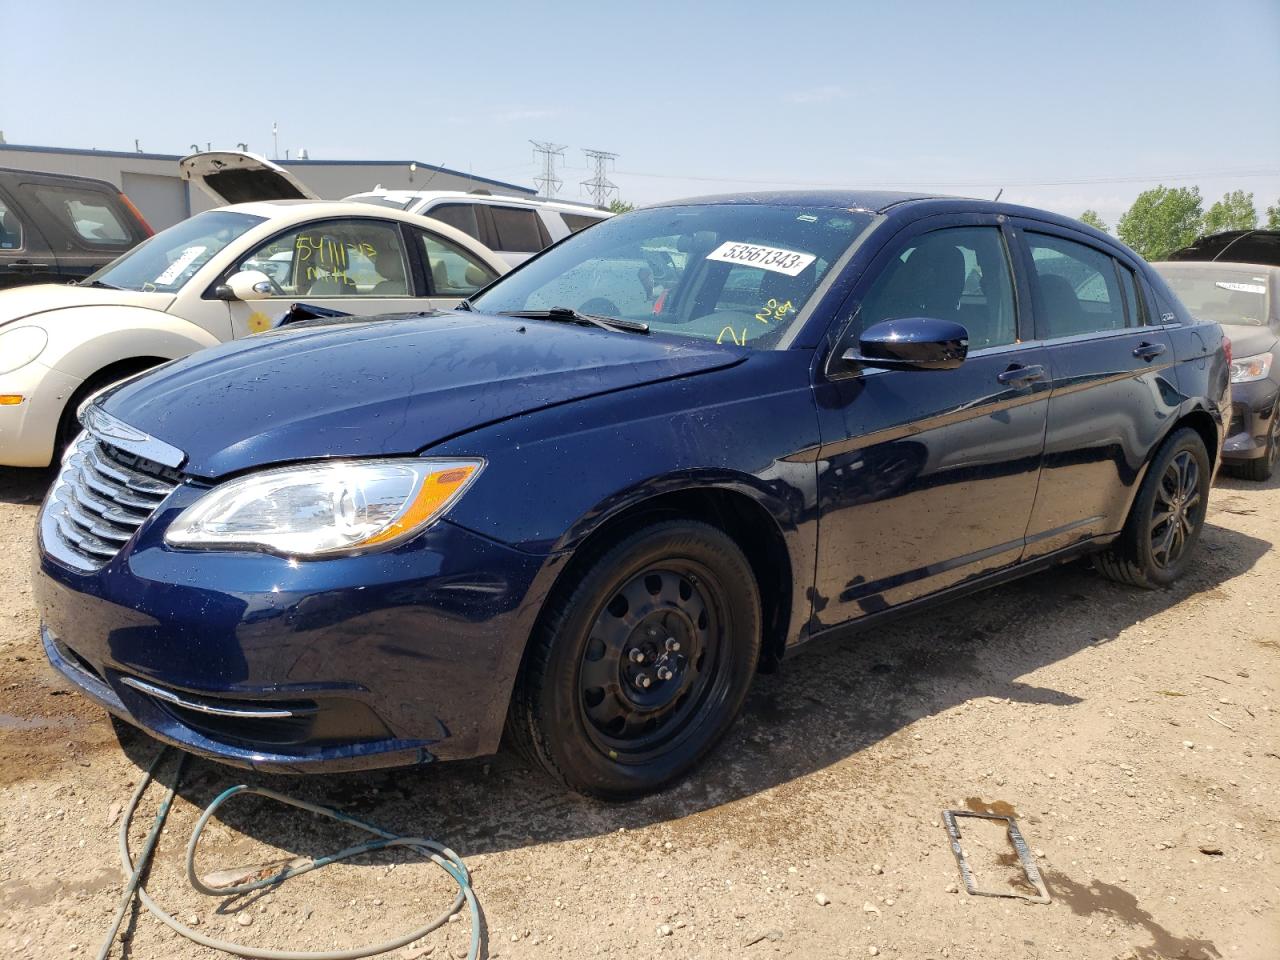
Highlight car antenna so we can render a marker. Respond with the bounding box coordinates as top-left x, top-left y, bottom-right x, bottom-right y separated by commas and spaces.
993, 188, 1003, 202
